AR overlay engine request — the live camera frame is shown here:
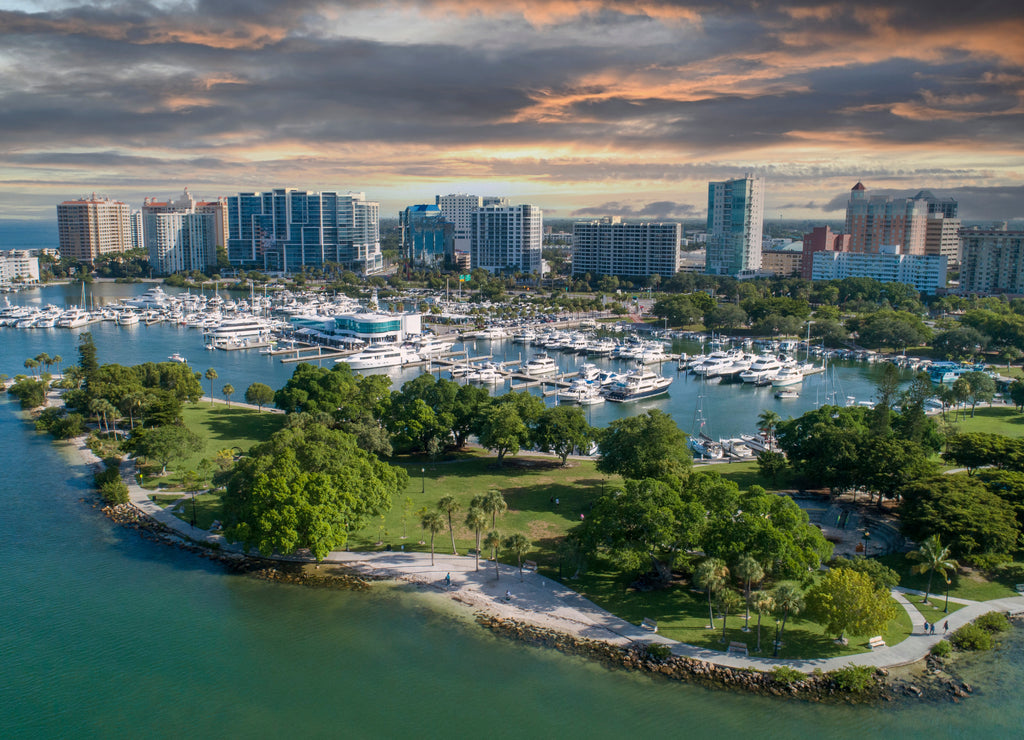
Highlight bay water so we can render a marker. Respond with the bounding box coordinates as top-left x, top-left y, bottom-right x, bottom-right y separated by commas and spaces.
2, 282, 1022, 737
